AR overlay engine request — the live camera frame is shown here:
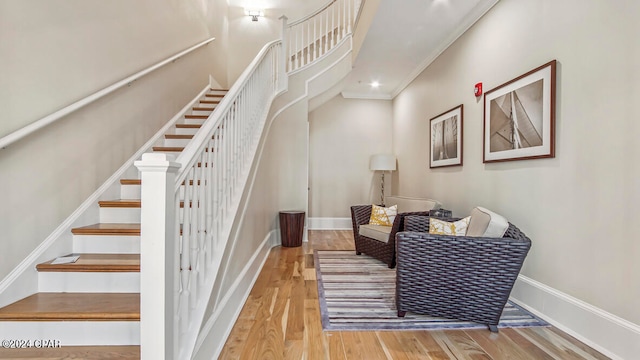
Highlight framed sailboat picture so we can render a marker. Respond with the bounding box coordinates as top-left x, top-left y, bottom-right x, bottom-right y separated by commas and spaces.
483, 60, 556, 163
430, 104, 463, 168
